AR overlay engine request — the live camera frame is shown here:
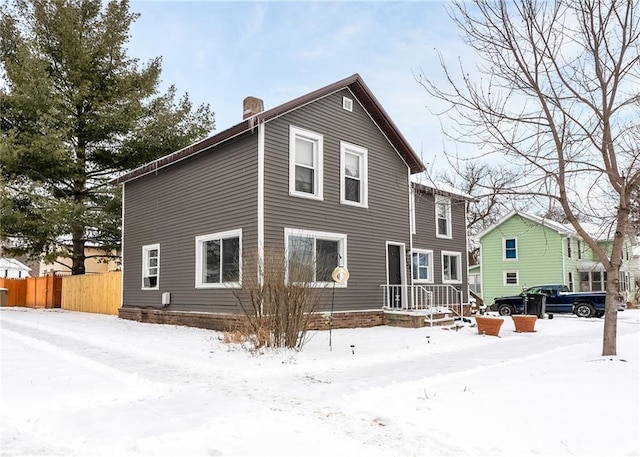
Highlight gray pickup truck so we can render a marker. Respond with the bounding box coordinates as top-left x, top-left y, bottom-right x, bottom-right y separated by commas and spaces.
490, 284, 622, 318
